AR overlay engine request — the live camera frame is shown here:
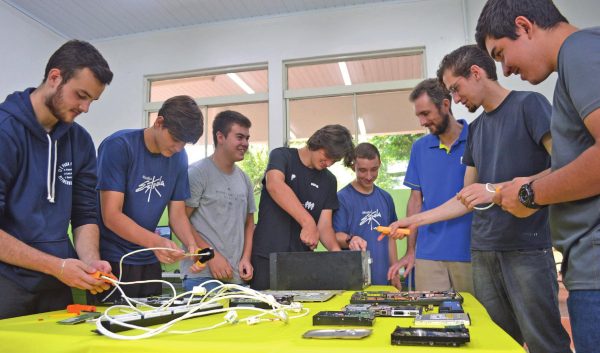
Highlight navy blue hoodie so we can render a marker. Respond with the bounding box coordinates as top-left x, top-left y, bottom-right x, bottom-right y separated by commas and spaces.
0, 88, 98, 292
